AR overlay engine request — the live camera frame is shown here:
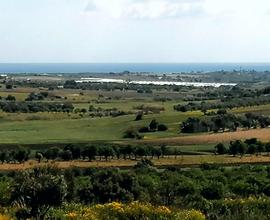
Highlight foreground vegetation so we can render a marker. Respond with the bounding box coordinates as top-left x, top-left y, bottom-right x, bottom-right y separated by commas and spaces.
2, 164, 270, 219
